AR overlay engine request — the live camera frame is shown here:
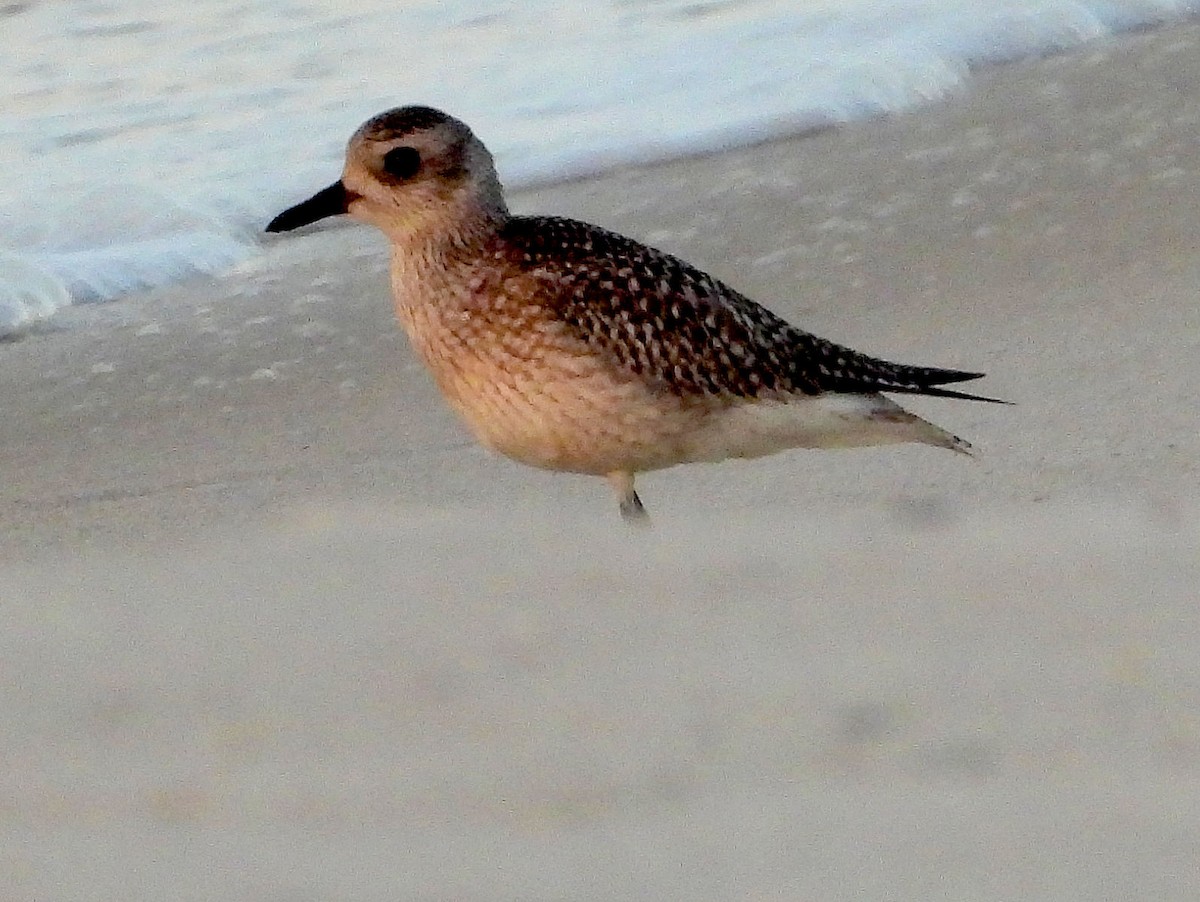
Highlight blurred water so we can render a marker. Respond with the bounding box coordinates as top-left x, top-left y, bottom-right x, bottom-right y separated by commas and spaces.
1, 0, 1195, 333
